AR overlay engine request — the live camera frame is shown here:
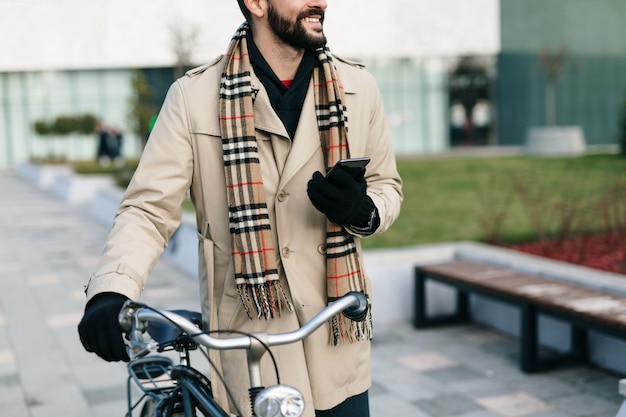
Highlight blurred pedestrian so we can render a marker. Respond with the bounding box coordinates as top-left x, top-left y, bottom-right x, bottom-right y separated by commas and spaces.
96, 122, 124, 166
96, 121, 111, 166
108, 127, 124, 166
